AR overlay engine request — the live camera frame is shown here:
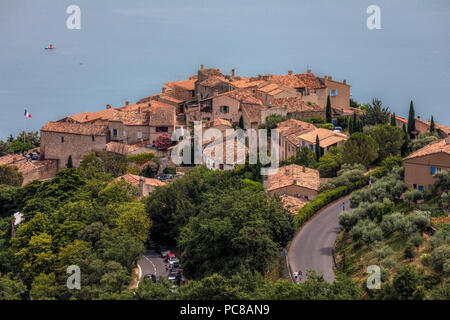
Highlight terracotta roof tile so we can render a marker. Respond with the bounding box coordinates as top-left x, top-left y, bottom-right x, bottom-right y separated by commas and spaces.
404, 138, 450, 160
266, 164, 321, 192
149, 101, 176, 126
296, 128, 348, 148
41, 122, 108, 136
116, 173, 167, 187
165, 79, 196, 91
